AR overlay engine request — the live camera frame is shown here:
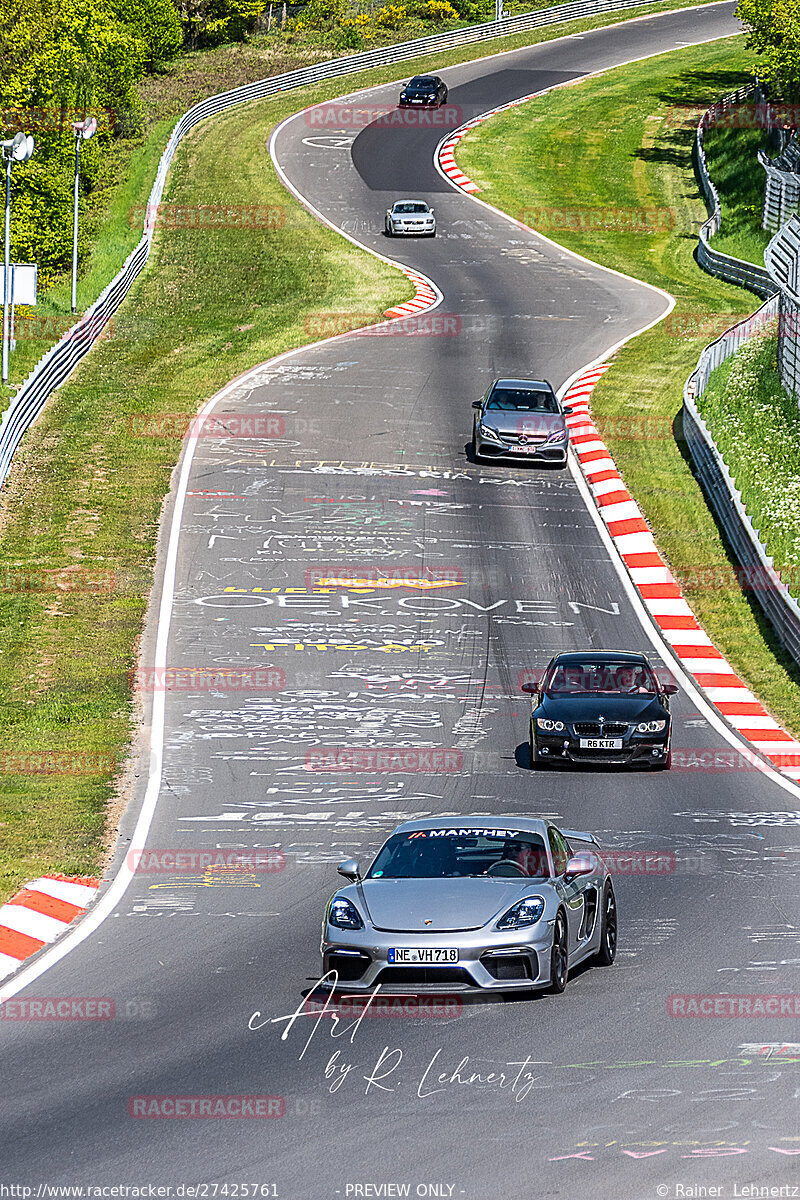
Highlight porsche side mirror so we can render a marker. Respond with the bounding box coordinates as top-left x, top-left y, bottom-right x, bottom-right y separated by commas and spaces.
337, 858, 361, 882
472, 400, 482, 409
662, 682, 679, 695
565, 854, 595, 879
